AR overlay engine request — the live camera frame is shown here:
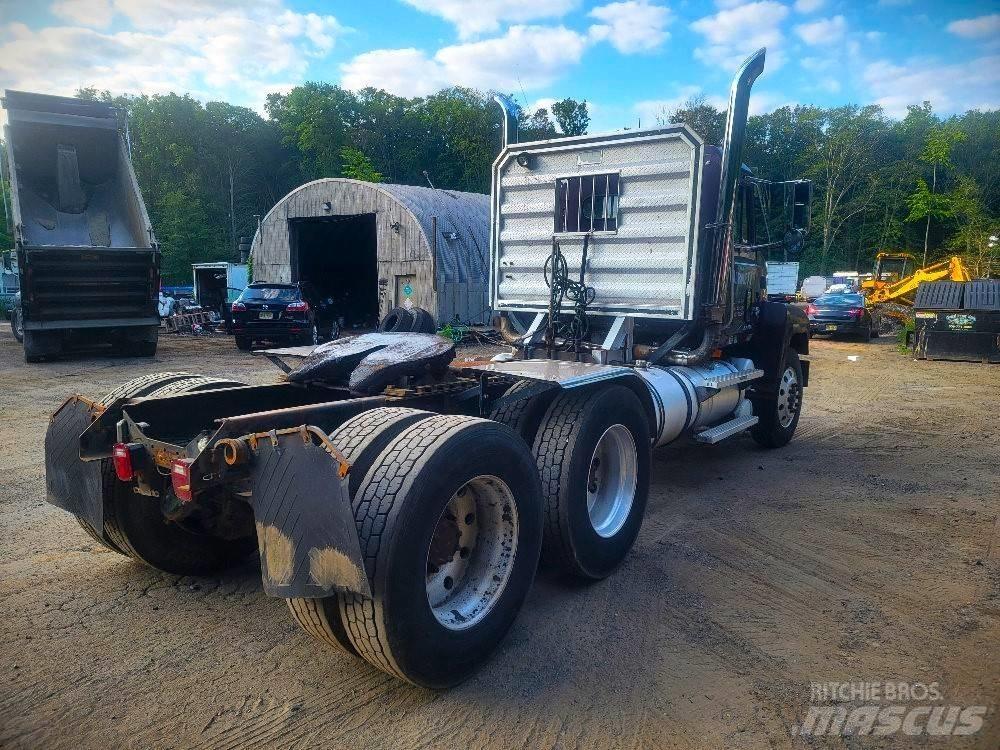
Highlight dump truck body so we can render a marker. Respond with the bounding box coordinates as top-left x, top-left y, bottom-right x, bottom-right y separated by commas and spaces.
2, 90, 160, 360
